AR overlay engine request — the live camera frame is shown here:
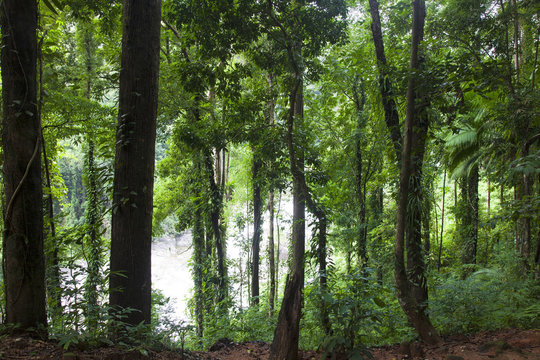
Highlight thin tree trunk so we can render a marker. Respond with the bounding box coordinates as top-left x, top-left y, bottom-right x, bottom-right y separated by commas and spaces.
438, 169, 446, 271
454, 180, 458, 207
318, 216, 331, 335
268, 191, 276, 316
109, 0, 161, 327
352, 77, 368, 267
276, 192, 282, 298
193, 168, 205, 341
85, 139, 102, 330
485, 177, 491, 266
534, 174, 540, 280
251, 153, 262, 306
267, 72, 277, 316
41, 134, 62, 312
